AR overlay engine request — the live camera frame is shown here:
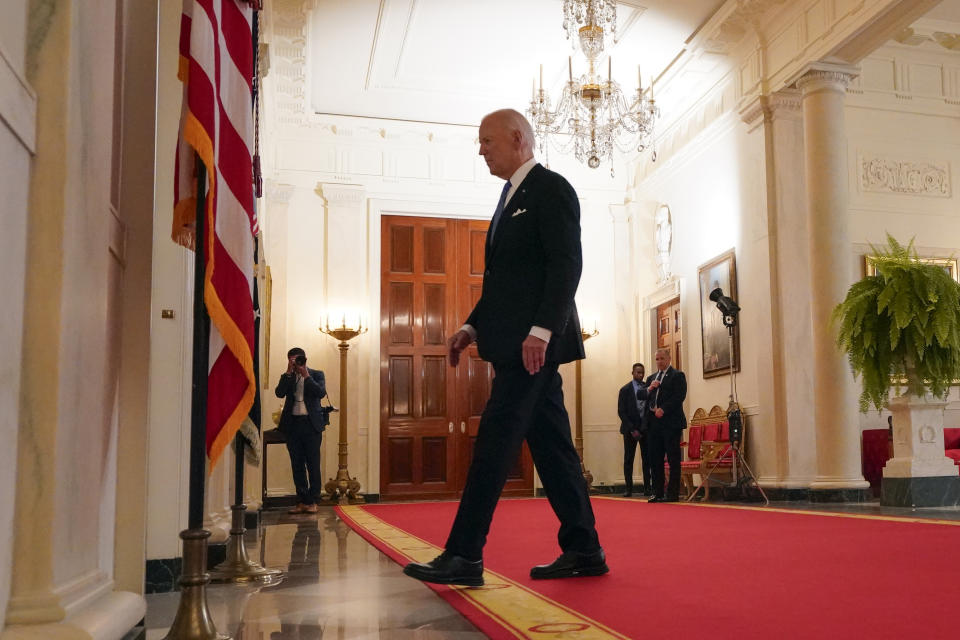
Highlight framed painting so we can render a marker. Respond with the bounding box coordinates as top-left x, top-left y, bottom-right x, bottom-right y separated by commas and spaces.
698, 249, 740, 379
863, 255, 959, 283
